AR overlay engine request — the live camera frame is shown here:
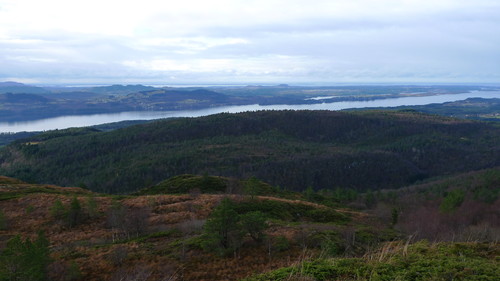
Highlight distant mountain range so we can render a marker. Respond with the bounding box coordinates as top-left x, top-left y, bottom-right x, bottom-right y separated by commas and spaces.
0, 82, 498, 123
